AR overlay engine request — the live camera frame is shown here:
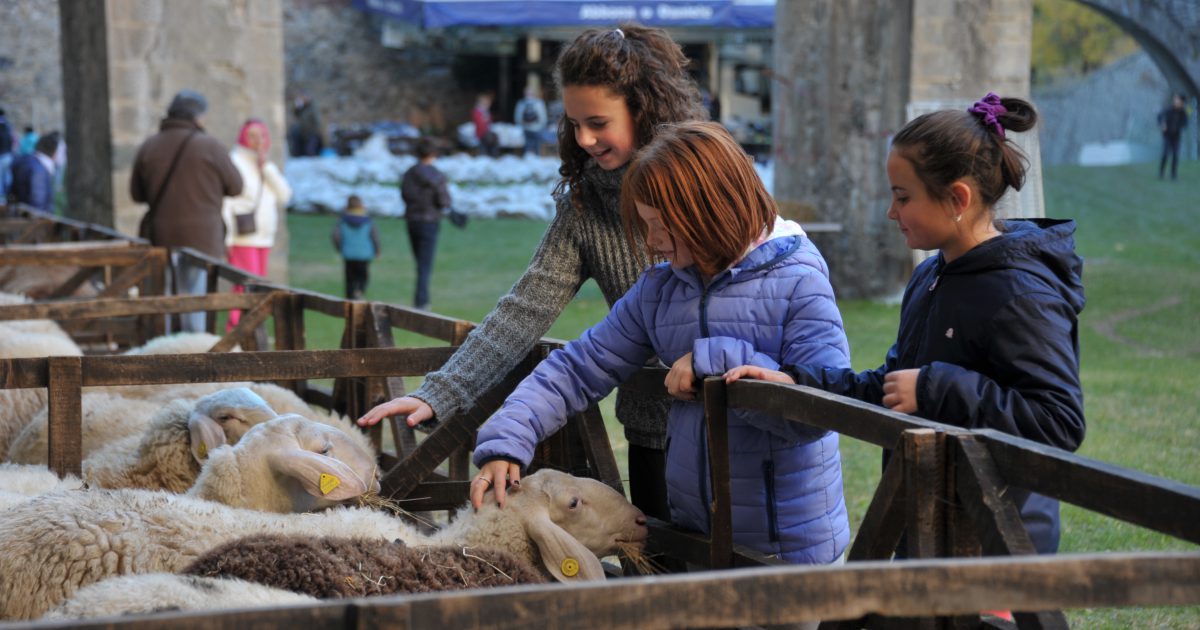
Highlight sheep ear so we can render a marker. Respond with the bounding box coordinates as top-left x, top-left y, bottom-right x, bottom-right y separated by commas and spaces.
187, 412, 227, 463
267, 450, 369, 501
524, 507, 605, 583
